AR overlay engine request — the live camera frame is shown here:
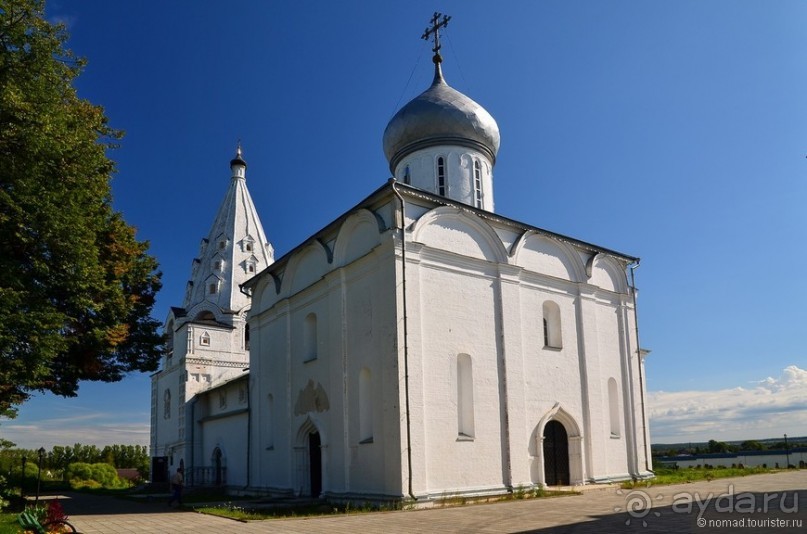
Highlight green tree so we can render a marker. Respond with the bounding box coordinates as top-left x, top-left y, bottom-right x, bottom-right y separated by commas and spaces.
740, 440, 764, 451
0, 0, 162, 418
